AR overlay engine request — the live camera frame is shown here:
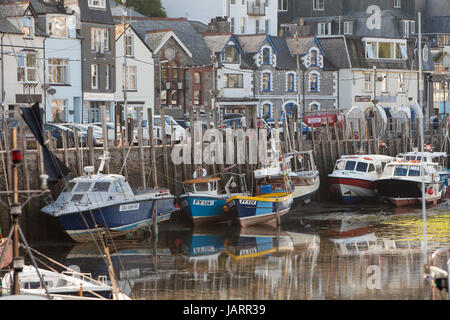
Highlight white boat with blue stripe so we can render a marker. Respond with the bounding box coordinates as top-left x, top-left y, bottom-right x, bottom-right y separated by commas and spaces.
41, 154, 178, 242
